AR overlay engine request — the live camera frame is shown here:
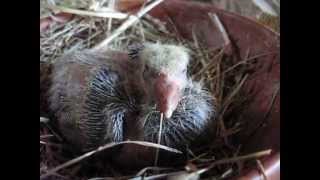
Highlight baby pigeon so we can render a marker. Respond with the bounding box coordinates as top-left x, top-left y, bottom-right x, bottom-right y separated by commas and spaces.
41, 42, 216, 165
